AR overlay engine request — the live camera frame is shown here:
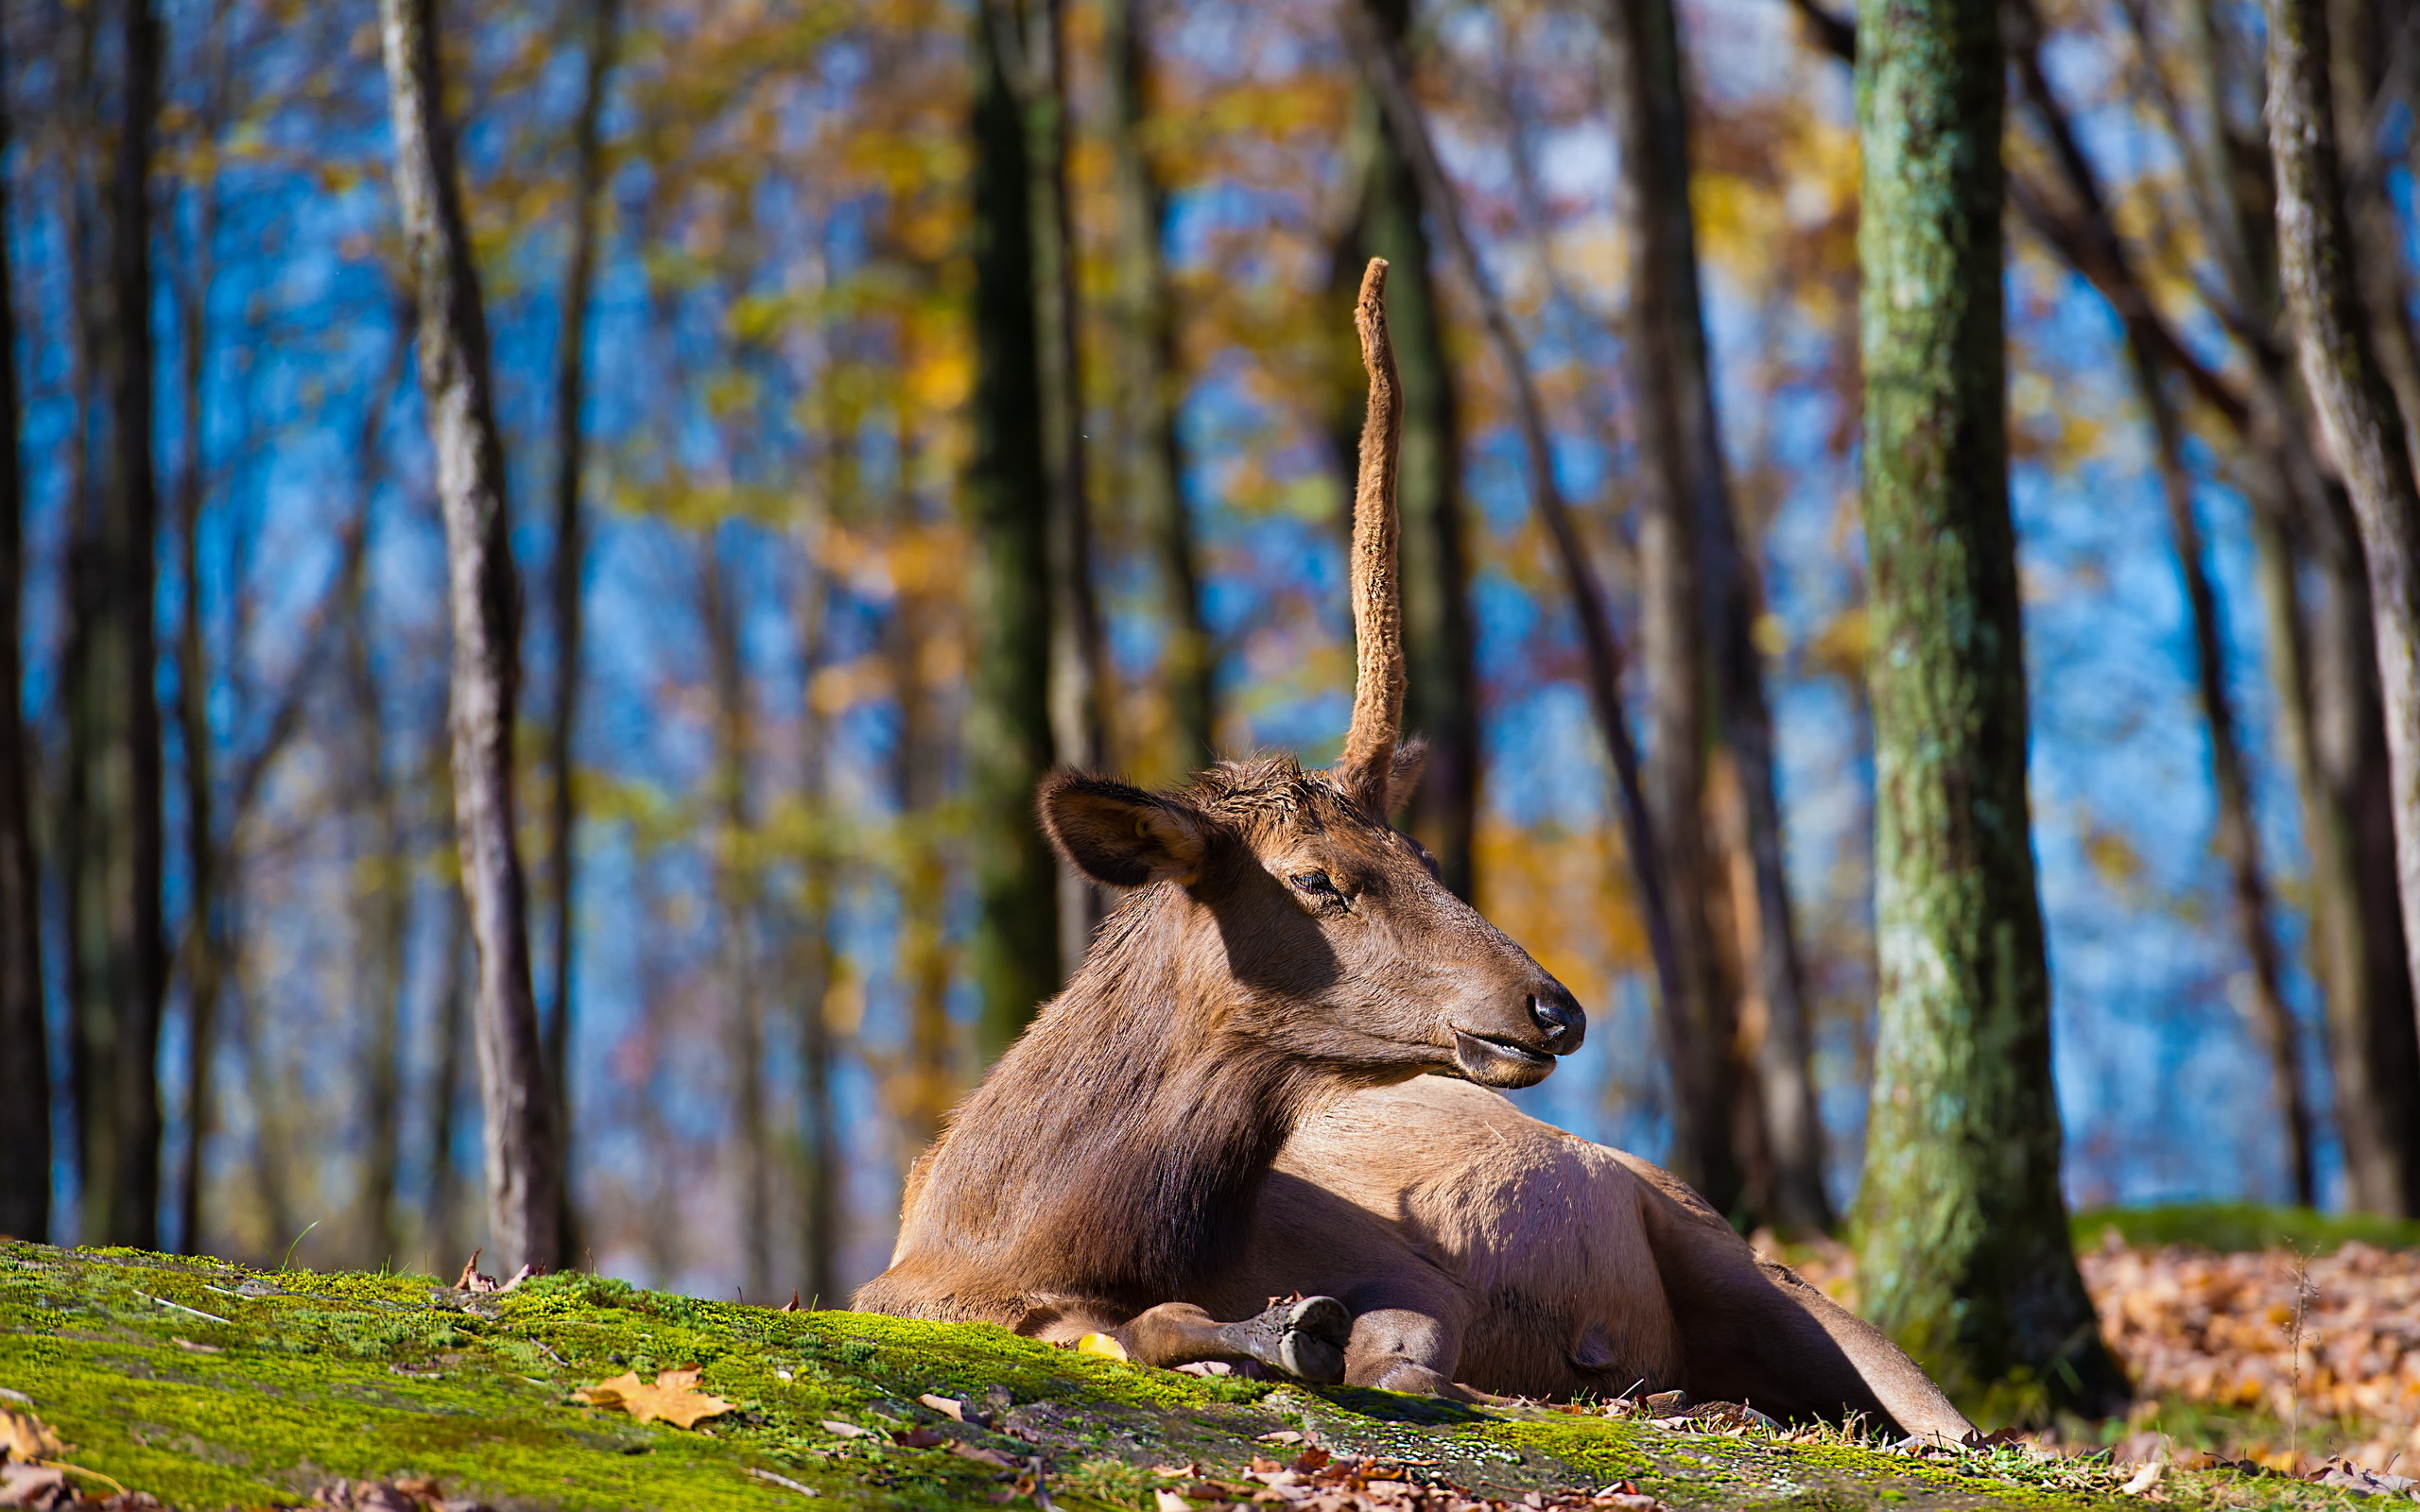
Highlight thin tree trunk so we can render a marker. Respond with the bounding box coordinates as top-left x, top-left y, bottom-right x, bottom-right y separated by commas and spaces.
346, 552, 408, 1268
0, 5, 47, 1245
701, 537, 769, 1300
992, 0, 1109, 978
1106, 0, 1214, 775
67, 0, 166, 1250
2178, 0, 2420, 1214
378, 0, 559, 1273
2007, 12, 2318, 1206
1602, 0, 1765, 1222
543, 0, 616, 1273
1328, 0, 1479, 901
791, 554, 838, 1307
1851, 0, 2125, 1415
425, 873, 471, 1269
888, 537, 956, 1158
2266, 0, 2420, 1029
1342, 3, 1694, 1179
966, 0, 1062, 1062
